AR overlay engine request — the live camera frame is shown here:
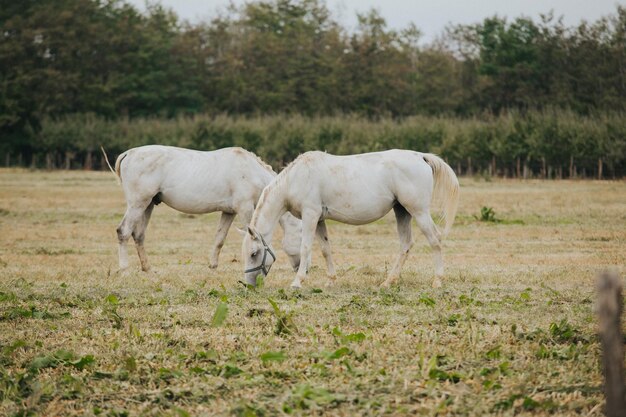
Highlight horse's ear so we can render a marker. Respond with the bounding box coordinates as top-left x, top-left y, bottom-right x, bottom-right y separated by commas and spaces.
246, 225, 257, 239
